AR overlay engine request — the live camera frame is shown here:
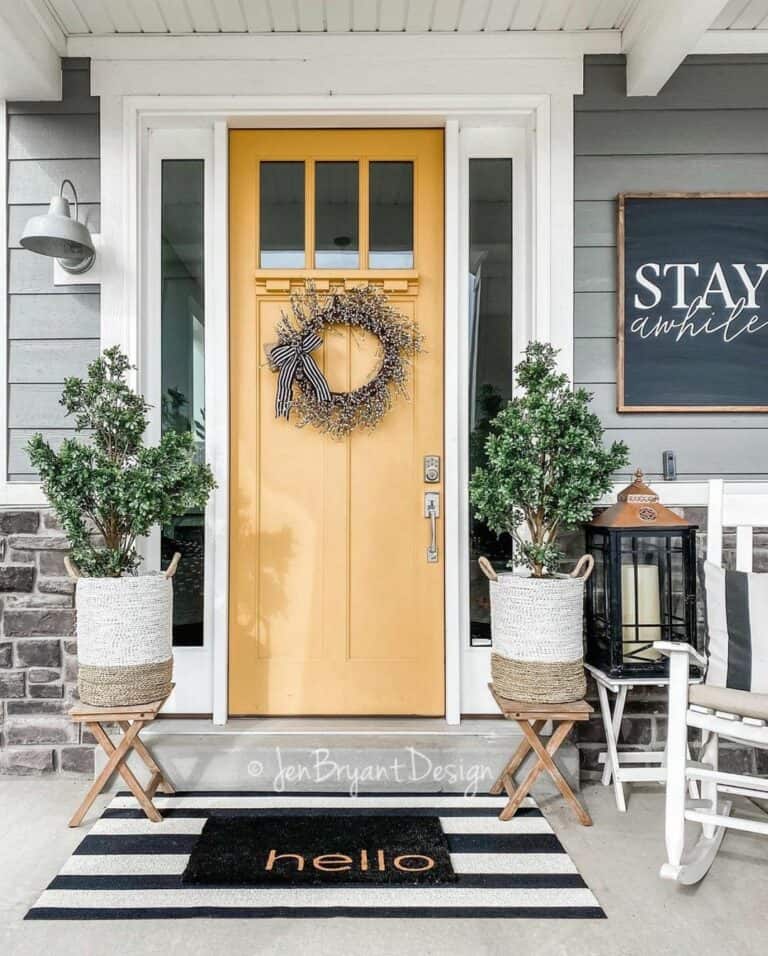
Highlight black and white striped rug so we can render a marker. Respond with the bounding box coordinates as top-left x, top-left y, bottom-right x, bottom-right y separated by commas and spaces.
26, 791, 604, 920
